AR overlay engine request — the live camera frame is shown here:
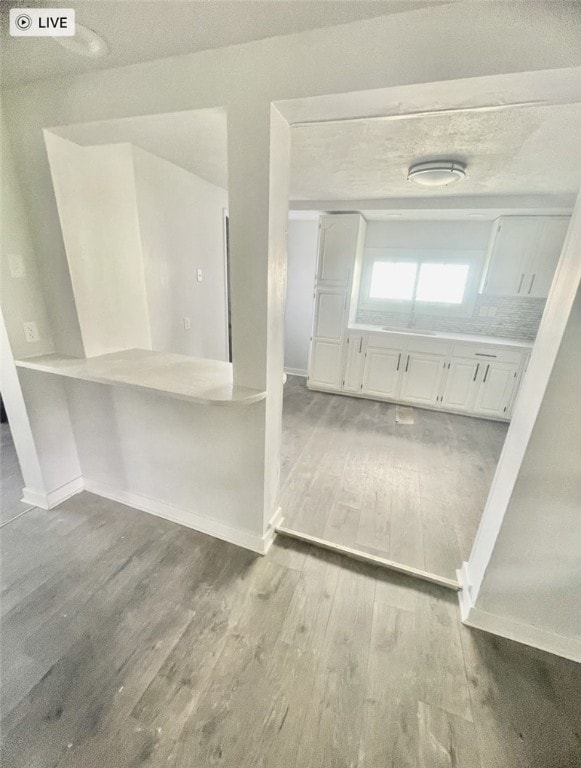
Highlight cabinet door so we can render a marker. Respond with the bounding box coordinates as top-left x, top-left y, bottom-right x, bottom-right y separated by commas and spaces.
441, 359, 480, 412
317, 215, 362, 286
473, 362, 519, 418
308, 340, 343, 391
361, 346, 402, 399
343, 335, 365, 393
527, 217, 569, 298
399, 354, 446, 405
313, 289, 346, 341
482, 217, 538, 296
